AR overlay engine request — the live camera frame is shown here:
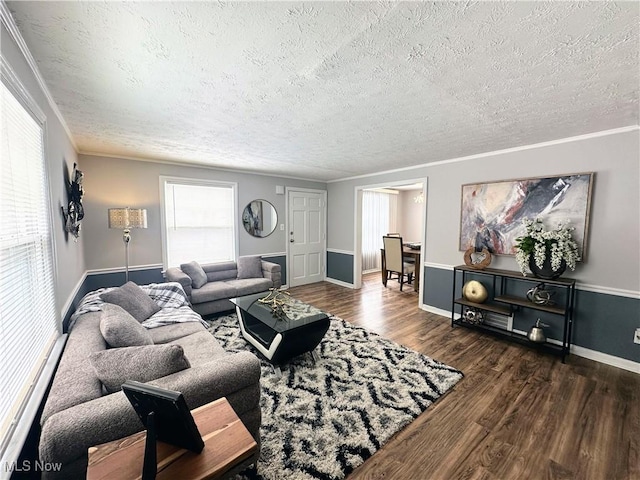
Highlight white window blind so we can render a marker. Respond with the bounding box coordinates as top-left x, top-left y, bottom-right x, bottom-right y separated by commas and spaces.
162, 179, 237, 268
0, 81, 58, 456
